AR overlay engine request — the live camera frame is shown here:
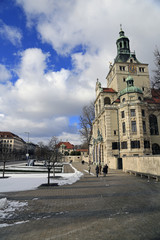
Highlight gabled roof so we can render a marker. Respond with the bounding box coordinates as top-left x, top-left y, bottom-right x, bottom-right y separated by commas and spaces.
57, 142, 74, 149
